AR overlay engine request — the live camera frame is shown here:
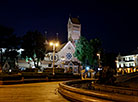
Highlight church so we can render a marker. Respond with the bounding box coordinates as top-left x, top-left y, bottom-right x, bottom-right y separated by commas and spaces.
18, 17, 81, 74
42, 17, 81, 74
